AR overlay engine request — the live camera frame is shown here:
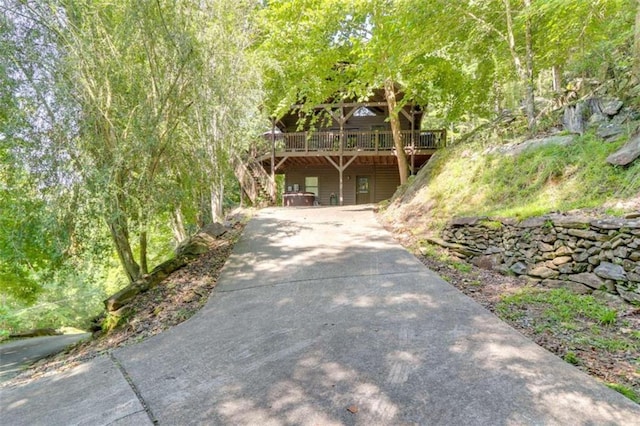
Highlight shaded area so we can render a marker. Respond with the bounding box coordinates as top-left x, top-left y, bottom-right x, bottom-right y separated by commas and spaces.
1, 206, 638, 425
113, 206, 640, 424
0, 356, 151, 426
0, 333, 90, 383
